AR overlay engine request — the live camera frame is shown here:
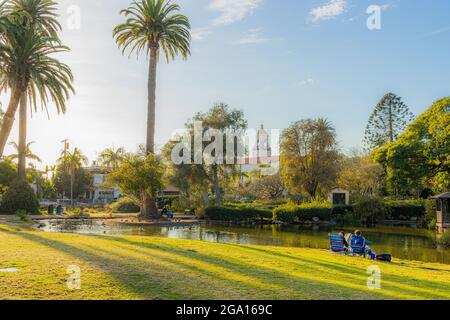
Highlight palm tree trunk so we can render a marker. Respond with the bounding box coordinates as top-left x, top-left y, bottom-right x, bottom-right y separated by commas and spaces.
141, 44, 159, 218
0, 86, 23, 157
70, 170, 74, 207
18, 92, 27, 180
147, 46, 157, 154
